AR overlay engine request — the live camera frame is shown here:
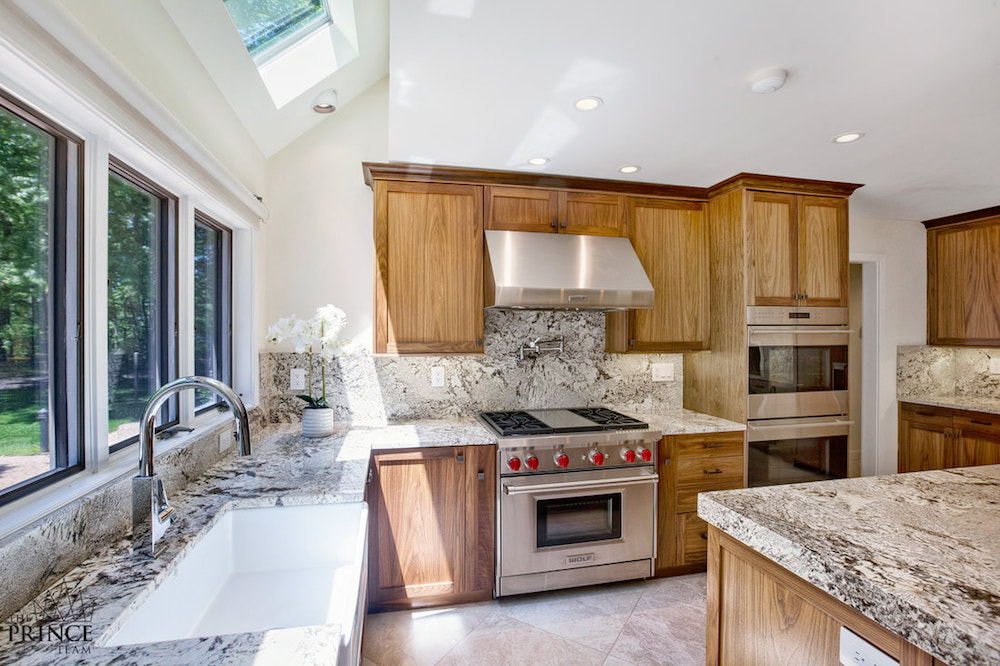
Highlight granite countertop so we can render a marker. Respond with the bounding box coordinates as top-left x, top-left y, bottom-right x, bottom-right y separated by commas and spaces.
630, 409, 745, 435
898, 394, 1000, 416
0, 418, 495, 665
698, 465, 1000, 665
